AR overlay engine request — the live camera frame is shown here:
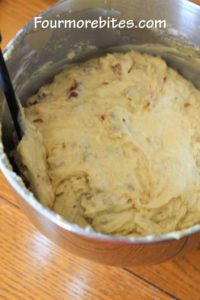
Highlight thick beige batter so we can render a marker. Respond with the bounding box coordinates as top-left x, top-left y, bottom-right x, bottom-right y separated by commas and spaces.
17, 51, 200, 236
